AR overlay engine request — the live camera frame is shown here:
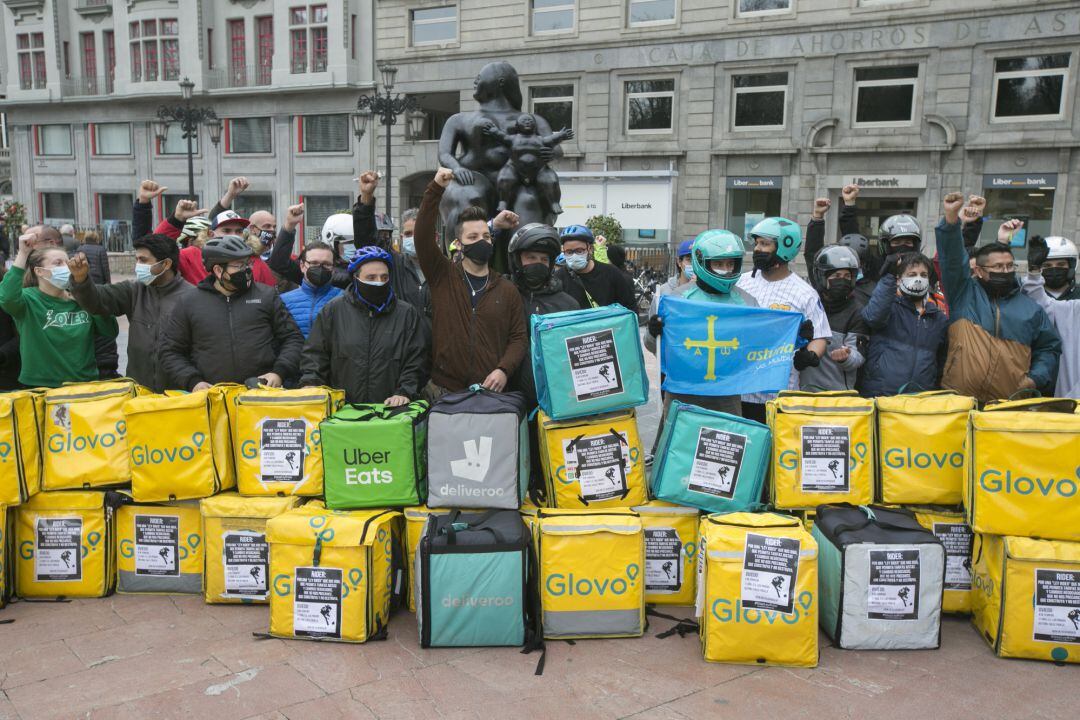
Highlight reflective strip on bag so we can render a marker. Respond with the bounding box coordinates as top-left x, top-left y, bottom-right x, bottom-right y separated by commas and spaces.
543, 609, 642, 637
